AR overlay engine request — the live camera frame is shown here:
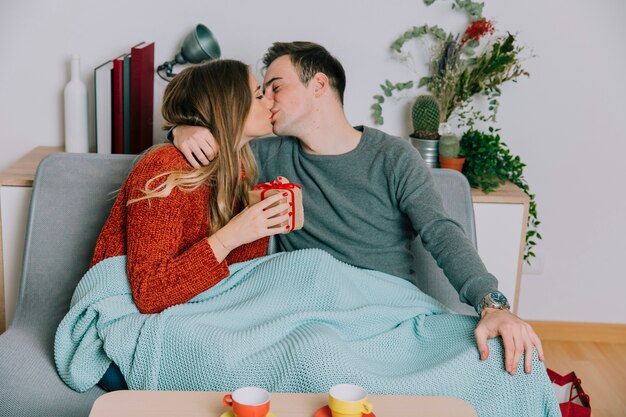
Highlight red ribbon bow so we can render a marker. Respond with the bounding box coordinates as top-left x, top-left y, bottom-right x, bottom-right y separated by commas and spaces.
251, 178, 302, 191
